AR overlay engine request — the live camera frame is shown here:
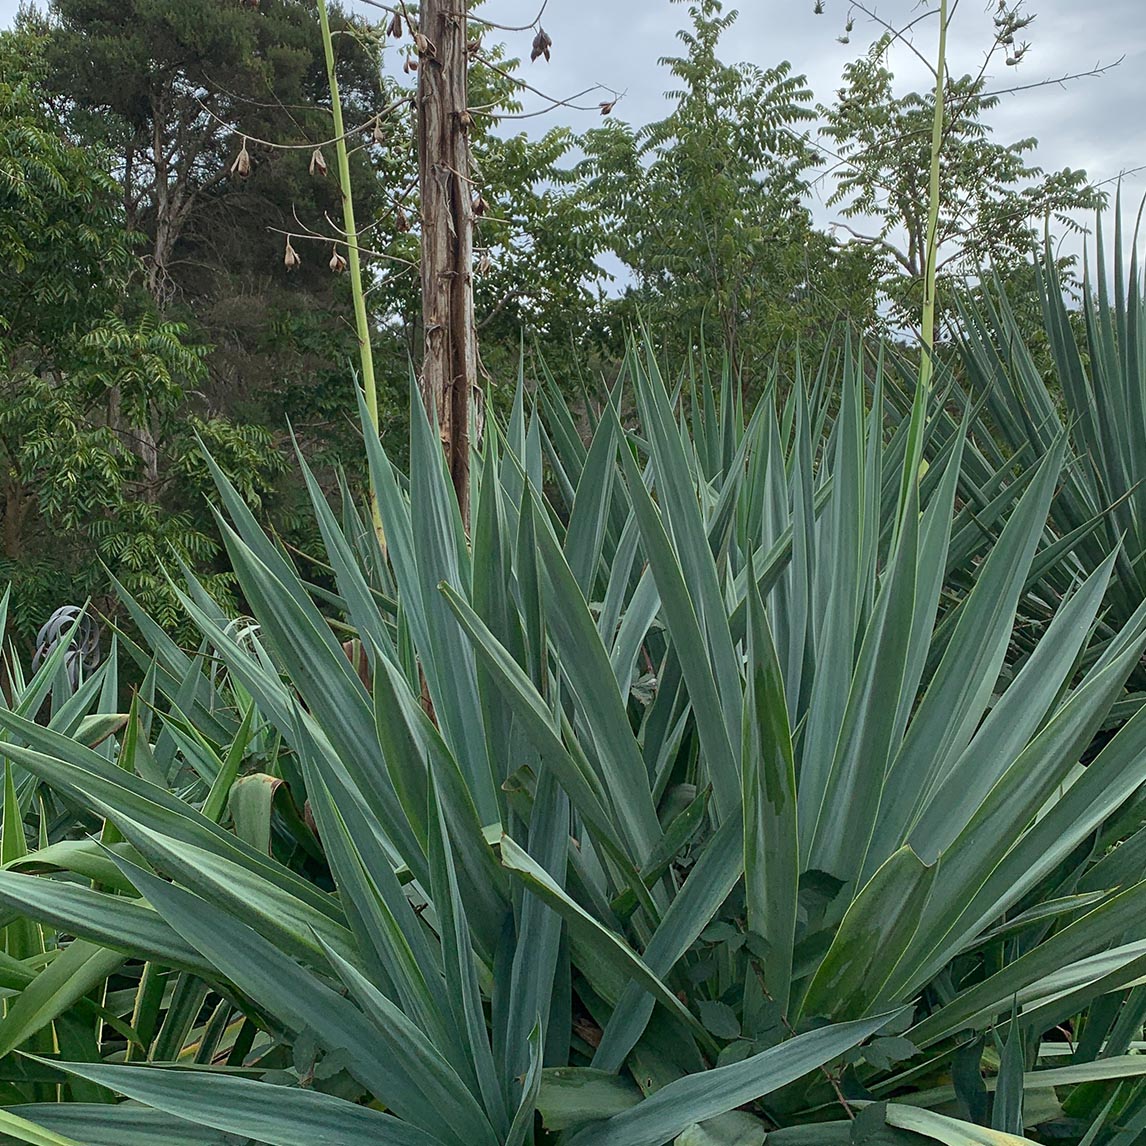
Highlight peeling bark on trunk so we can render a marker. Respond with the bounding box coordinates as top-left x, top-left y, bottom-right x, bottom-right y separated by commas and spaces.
417, 0, 476, 525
